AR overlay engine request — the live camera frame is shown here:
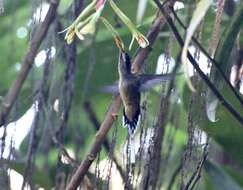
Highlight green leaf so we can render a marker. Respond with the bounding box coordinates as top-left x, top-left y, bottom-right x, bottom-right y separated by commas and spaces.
136, 0, 148, 24
181, 0, 212, 91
